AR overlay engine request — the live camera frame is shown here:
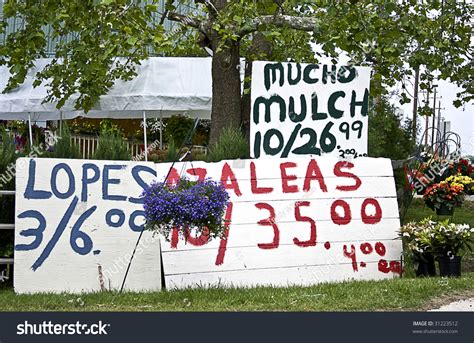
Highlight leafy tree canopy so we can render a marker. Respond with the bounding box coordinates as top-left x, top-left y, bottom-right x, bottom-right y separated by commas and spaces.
0, 0, 472, 142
